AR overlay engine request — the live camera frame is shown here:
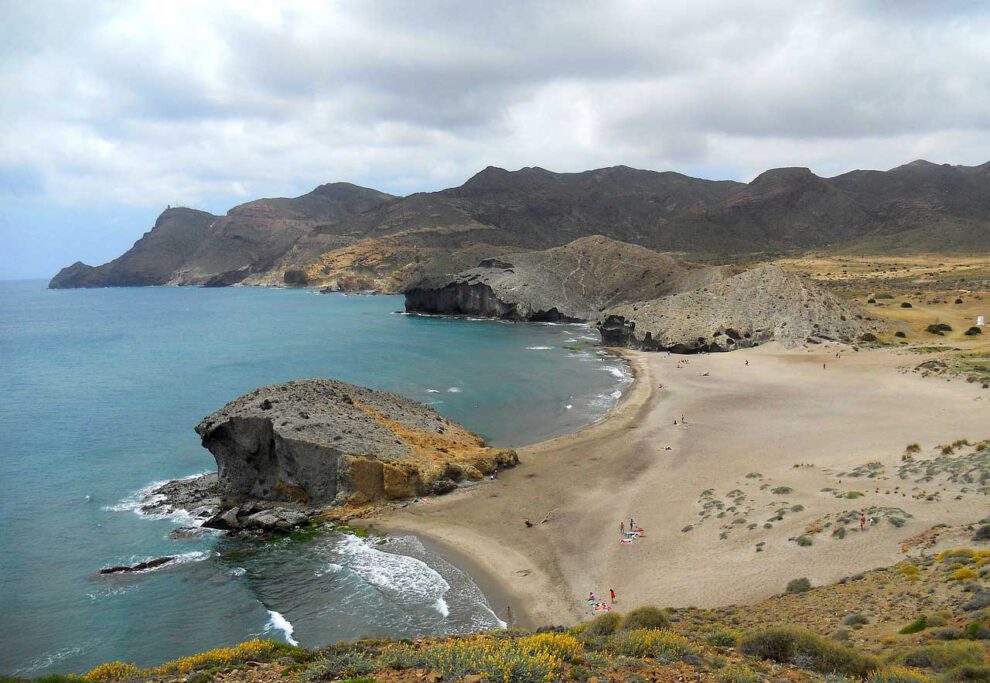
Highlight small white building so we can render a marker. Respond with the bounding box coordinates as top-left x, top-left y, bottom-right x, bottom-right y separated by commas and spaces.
978, 315, 987, 326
